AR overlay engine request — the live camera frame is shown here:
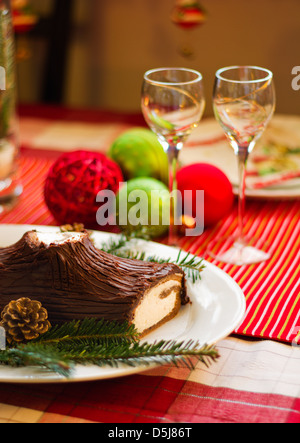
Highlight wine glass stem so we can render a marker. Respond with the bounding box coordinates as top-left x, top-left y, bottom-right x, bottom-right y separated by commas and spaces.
237, 146, 249, 245
167, 143, 180, 245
